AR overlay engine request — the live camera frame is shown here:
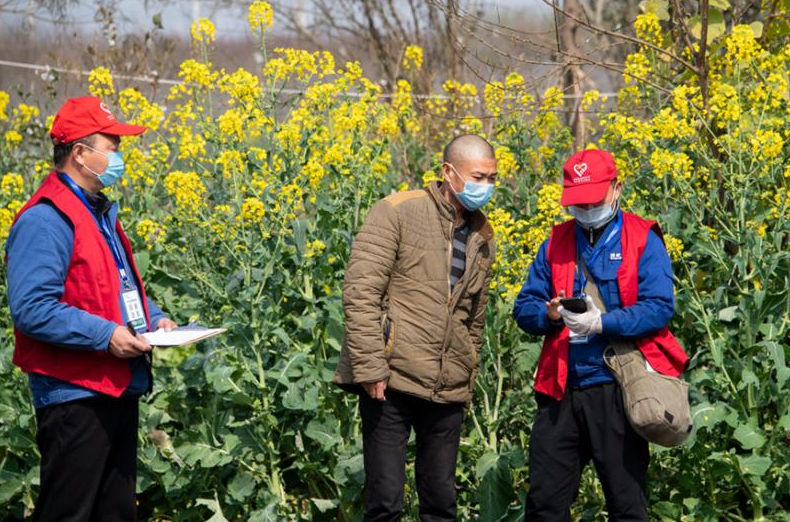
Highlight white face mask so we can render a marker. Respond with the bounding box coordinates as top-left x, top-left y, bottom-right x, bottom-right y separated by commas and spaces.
569, 198, 619, 229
